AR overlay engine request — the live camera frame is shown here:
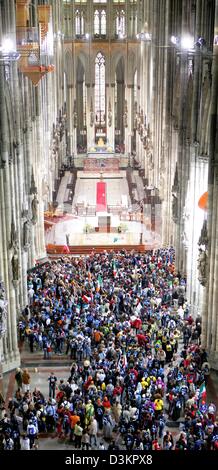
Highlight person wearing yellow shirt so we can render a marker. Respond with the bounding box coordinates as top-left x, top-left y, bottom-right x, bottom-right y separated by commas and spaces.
74, 422, 83, 448
141, 378, 148, 390
154, 397, 164, 417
